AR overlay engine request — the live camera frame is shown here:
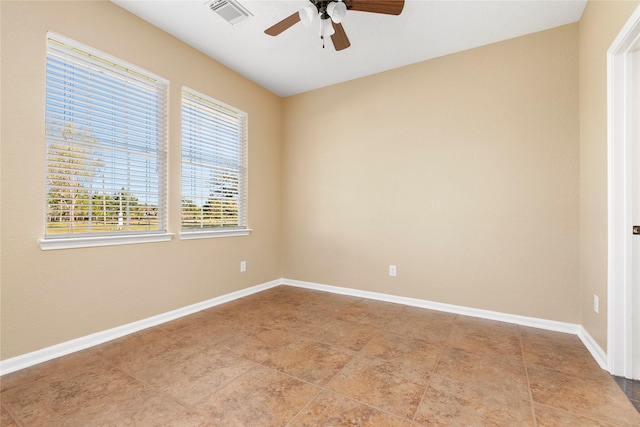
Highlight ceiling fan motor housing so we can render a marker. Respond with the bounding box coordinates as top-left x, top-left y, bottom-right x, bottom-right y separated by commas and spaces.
303, 0, 346, 21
